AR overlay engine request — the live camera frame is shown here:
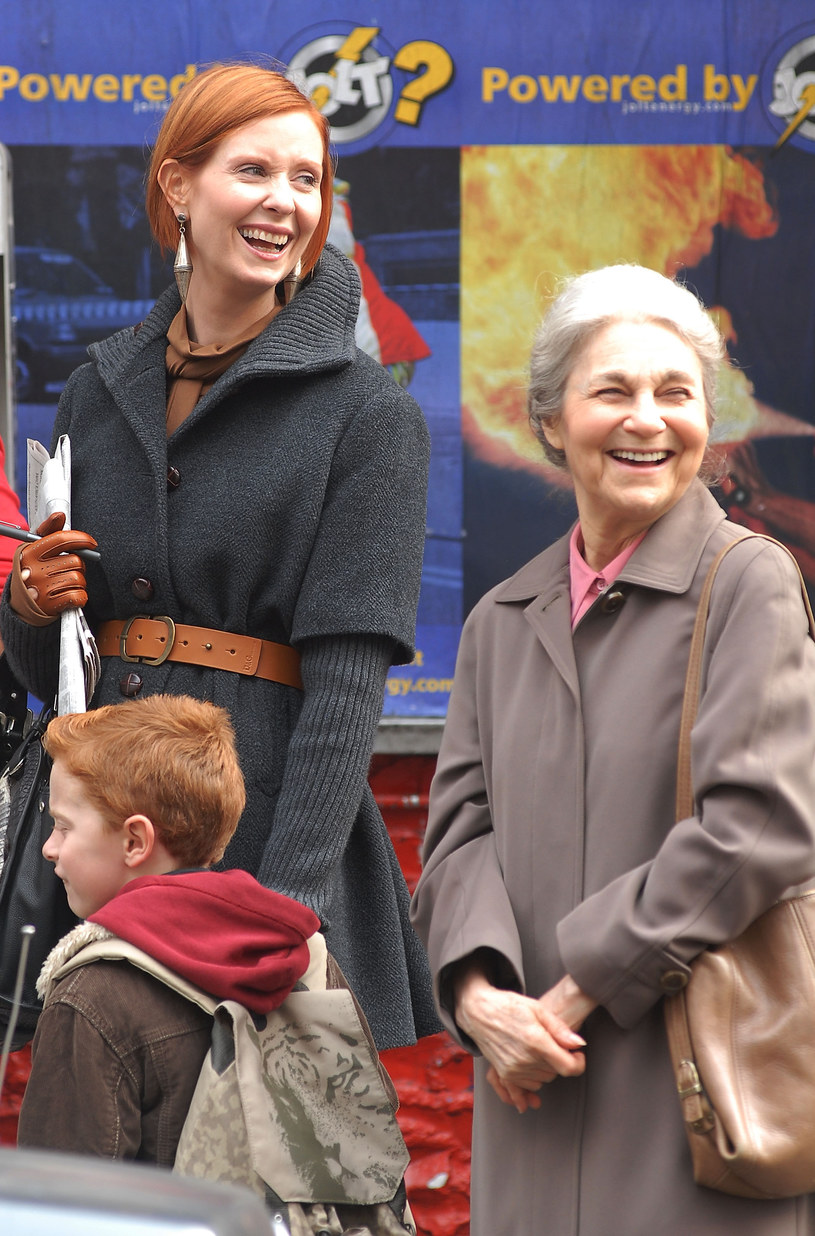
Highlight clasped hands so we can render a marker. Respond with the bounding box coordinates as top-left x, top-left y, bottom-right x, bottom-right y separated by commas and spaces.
453, 961, 598, 1114
14, 512, 97, 617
